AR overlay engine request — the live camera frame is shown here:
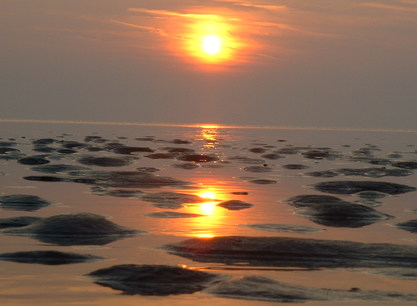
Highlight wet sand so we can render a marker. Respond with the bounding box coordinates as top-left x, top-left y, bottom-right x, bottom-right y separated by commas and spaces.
0, 121, 417, 305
